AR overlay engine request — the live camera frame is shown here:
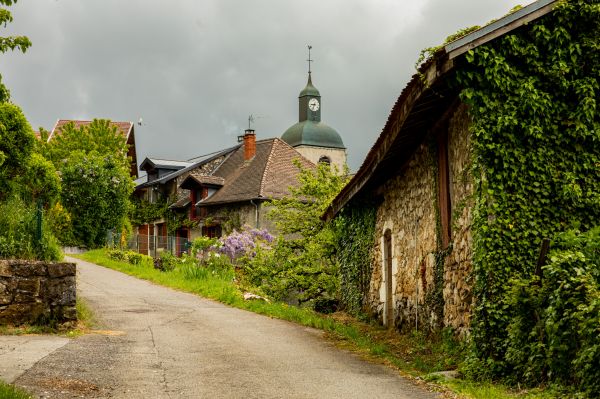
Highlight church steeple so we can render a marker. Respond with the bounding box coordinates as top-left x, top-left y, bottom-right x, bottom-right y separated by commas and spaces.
299, 45, 321, 122
281, 46, 346, 172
